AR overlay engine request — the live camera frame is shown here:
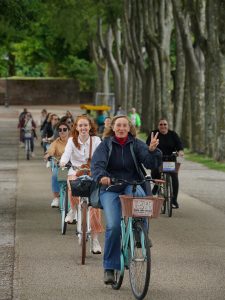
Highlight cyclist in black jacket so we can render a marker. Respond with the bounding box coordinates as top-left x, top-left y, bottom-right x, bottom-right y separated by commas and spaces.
146, 118, 184, 208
